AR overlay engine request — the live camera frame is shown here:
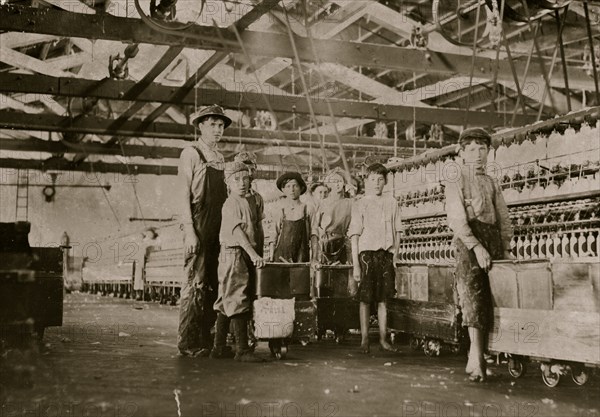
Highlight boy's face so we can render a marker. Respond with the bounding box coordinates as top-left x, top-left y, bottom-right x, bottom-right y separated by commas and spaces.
325, 173, 344, 195
198, 116, 225, 146
366, 173, 386, 196
227, 172, 249, 196
460, 140, 489, 169
313, 185, 329, 200
283, 179, 302, 200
